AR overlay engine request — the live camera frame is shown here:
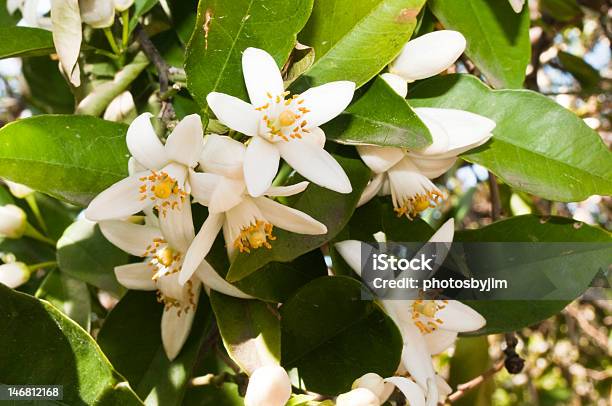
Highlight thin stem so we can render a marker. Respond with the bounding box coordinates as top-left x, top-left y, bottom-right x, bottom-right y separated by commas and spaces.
28, 261, 57, 271
121, 10, 130, 50
92, 47, 120, 60
25, 194, 47, 234
488, 172, 501, 221
23, 223, 56, 246
103, 27, 121, 55
446, 361, 504, 404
